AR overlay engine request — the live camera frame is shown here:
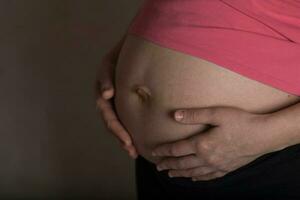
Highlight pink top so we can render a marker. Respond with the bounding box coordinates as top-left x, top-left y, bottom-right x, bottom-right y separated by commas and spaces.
127, 0, 300, 96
